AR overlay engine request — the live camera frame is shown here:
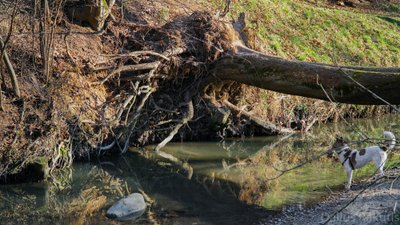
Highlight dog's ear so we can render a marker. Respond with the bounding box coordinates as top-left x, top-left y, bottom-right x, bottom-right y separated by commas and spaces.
335, 135, 344, 141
